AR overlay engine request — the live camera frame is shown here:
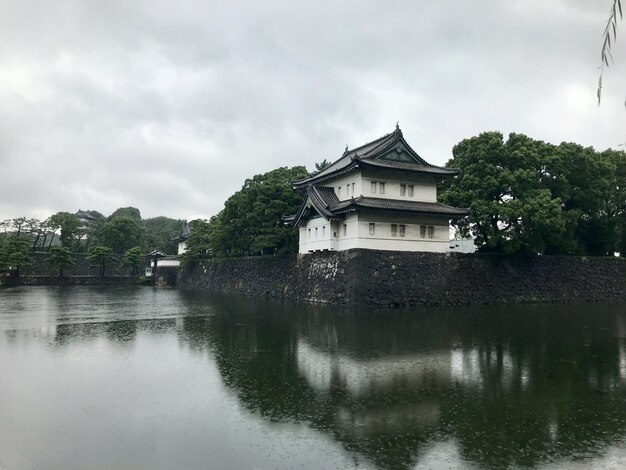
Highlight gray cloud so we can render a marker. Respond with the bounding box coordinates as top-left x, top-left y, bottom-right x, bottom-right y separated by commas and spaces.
1, 0, 624, 221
